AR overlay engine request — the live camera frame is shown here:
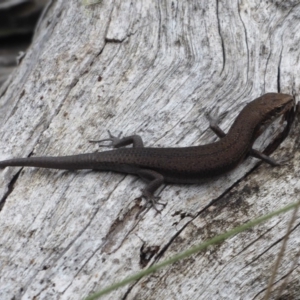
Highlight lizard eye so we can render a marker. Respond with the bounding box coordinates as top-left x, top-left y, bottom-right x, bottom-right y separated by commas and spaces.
274, 107, 283, 114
